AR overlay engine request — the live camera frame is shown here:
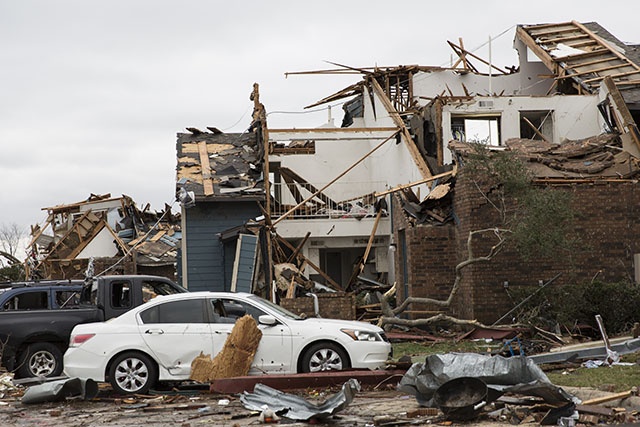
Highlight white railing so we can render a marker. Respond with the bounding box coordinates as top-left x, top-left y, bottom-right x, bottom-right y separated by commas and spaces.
270, 181, 386, 220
